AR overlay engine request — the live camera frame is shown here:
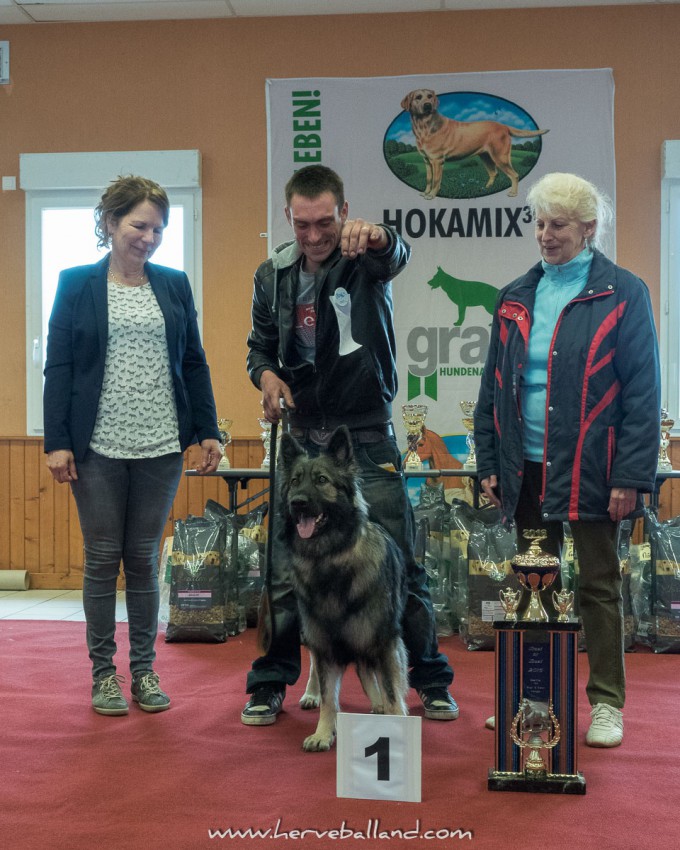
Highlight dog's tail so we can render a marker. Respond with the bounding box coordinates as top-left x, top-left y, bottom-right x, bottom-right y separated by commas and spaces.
508, 127, 549, 138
